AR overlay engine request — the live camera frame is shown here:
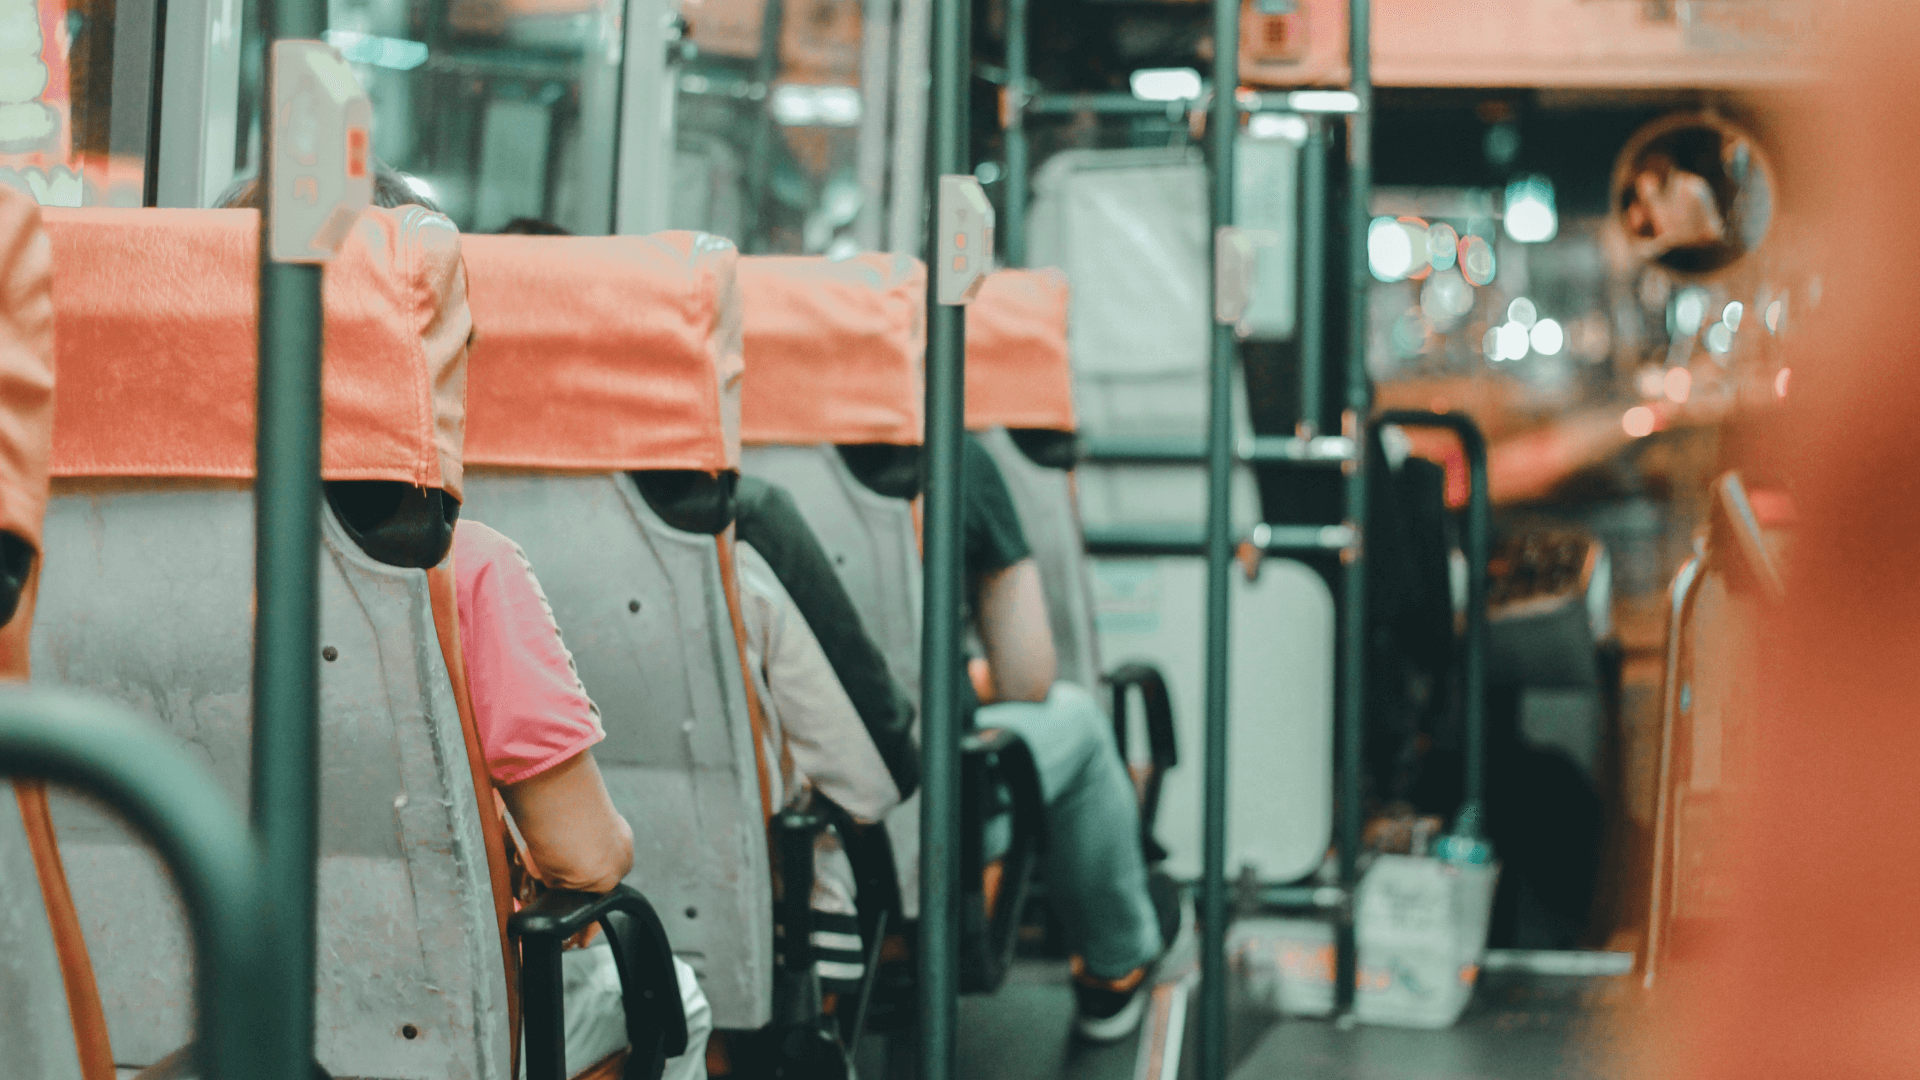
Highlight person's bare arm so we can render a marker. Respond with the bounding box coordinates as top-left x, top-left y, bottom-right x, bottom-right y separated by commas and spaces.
975, 558, 1056, 704
499, 749, 633, 894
